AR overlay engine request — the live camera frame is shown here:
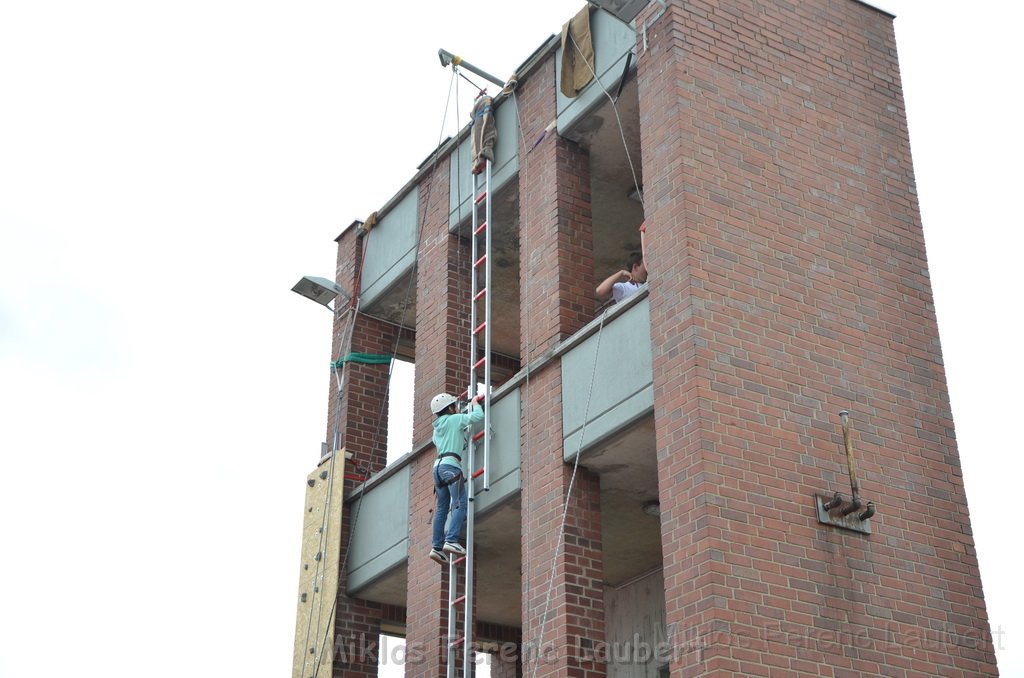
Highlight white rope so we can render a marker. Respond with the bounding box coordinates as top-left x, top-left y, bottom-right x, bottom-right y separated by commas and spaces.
510, 78, 609, 678
527, 314, 607, 678
569, 31, 645, 211
516, 36, 641, 674
508, 87, 538, 668
305, 239, 370, 678
308, 68, 458, 678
